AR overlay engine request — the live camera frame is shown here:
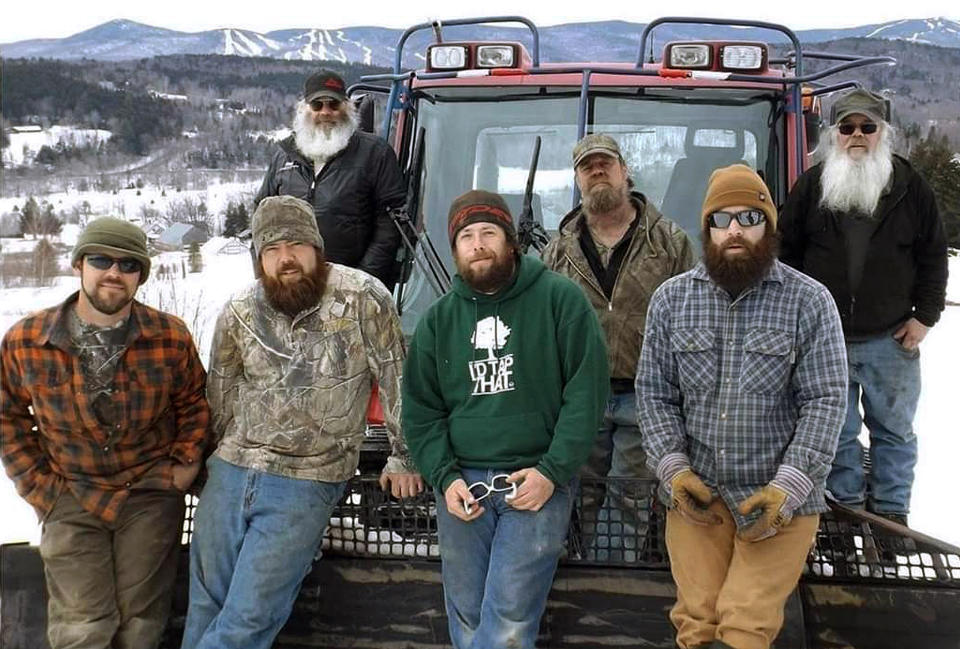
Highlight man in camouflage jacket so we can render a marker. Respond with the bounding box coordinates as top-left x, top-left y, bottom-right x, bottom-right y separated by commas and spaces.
542, 134, 694, 558
181, 196, 421, 649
